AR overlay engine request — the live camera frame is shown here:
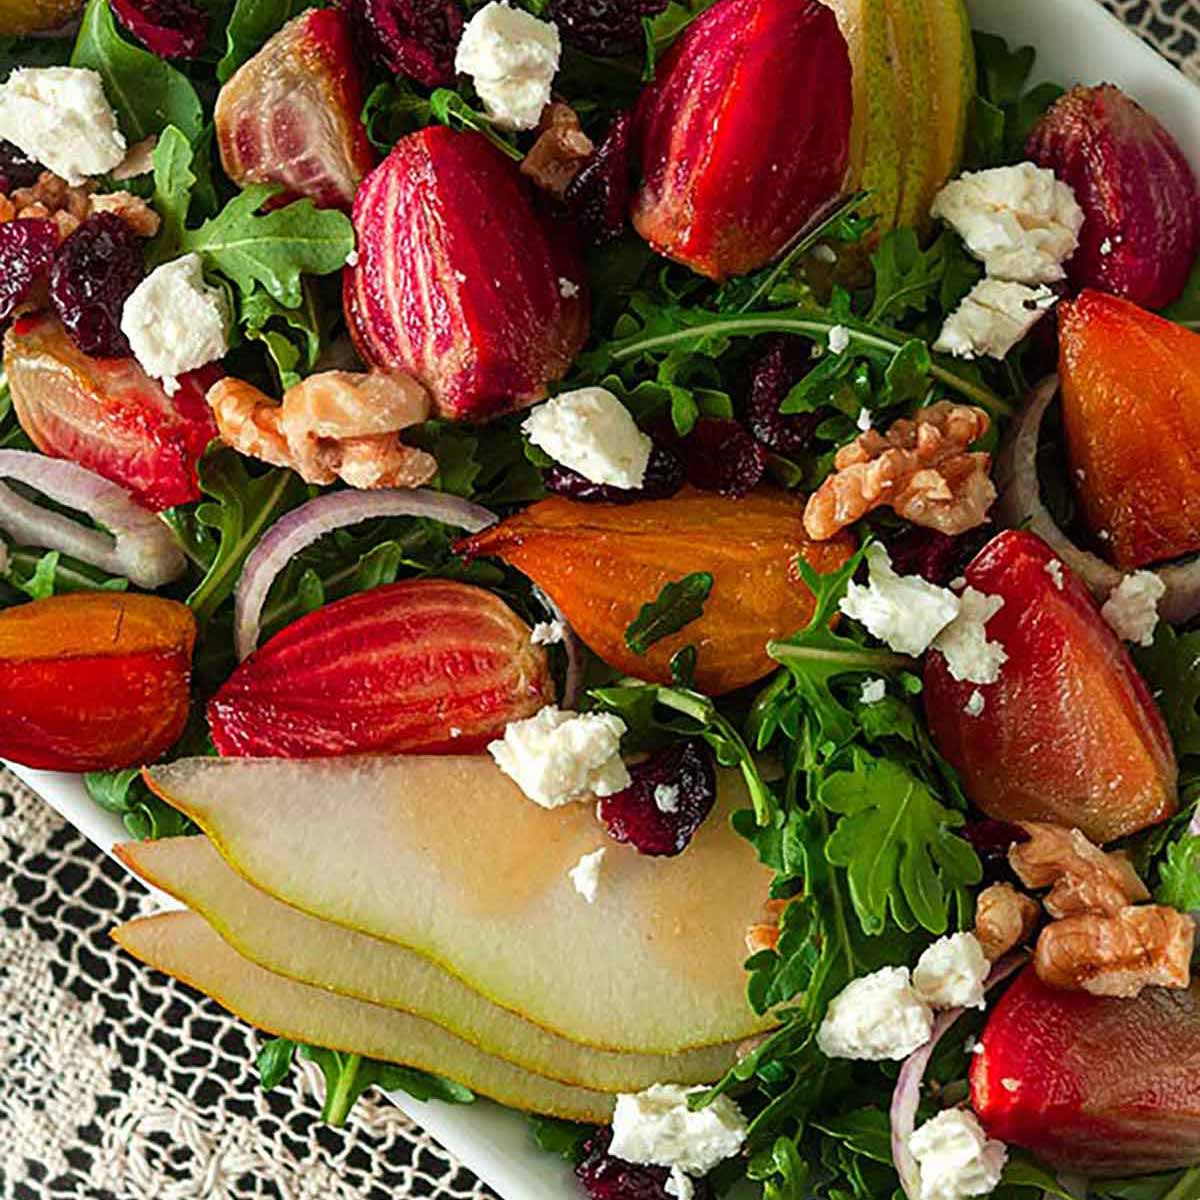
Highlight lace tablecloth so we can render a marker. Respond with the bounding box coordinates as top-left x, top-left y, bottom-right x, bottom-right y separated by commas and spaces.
2, 3, 1198, 1198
